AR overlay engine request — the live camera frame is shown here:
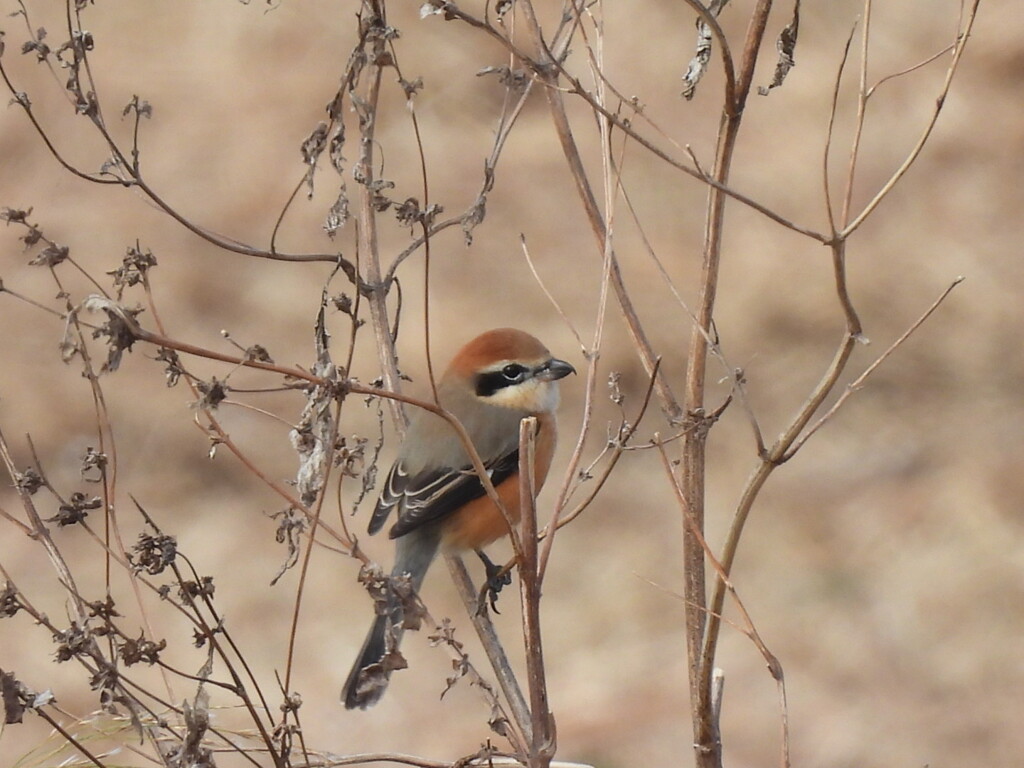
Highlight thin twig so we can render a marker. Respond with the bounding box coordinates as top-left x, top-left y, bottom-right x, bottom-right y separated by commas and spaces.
542, 357, 662, 540
536, 17, 616, 582
520, 237, 584, 352
445, 555, 532, 748
841, 0, 981, 237
27, 708, 110, 768
866, 41, 958, 98
839, 0, 873, 228
823, 24, 858, 236
786, 276, 964, 458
